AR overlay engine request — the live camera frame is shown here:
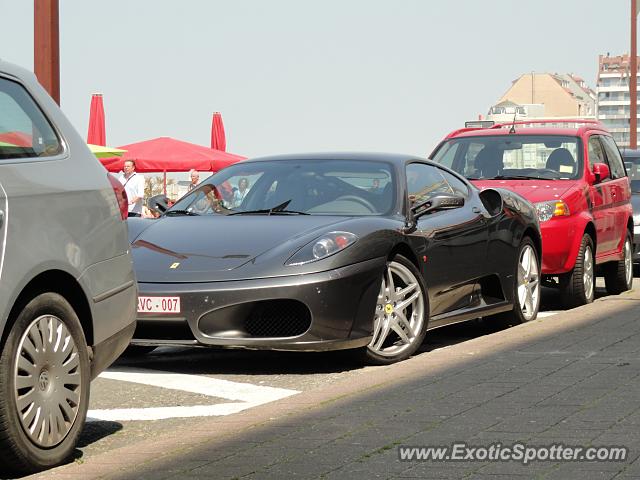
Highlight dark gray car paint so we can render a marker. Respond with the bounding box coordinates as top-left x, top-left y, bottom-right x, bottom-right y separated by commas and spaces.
130, 153, 540, 350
